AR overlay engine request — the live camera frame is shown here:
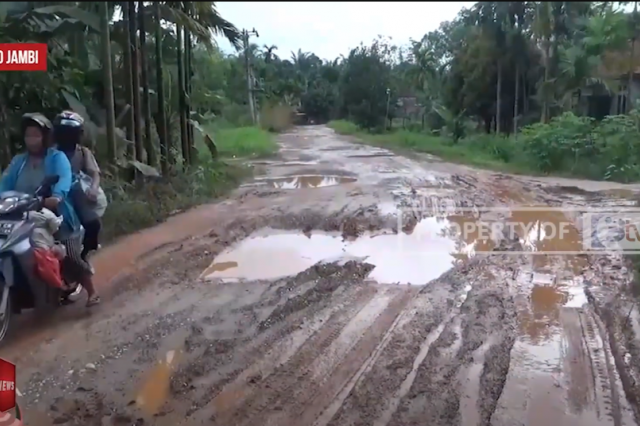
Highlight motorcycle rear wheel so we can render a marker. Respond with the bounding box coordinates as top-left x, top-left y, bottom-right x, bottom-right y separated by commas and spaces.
0, 294, 12, 345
